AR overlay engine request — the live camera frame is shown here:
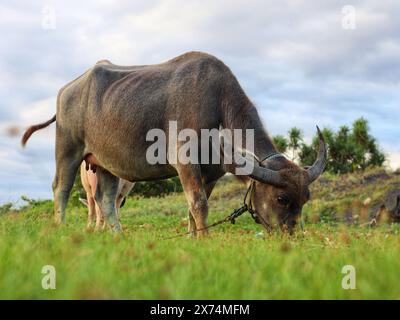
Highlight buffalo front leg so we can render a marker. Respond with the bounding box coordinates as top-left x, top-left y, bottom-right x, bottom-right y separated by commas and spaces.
94, 167, 121, 232
177, 164, 209, 237
188, 180, 216, 236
